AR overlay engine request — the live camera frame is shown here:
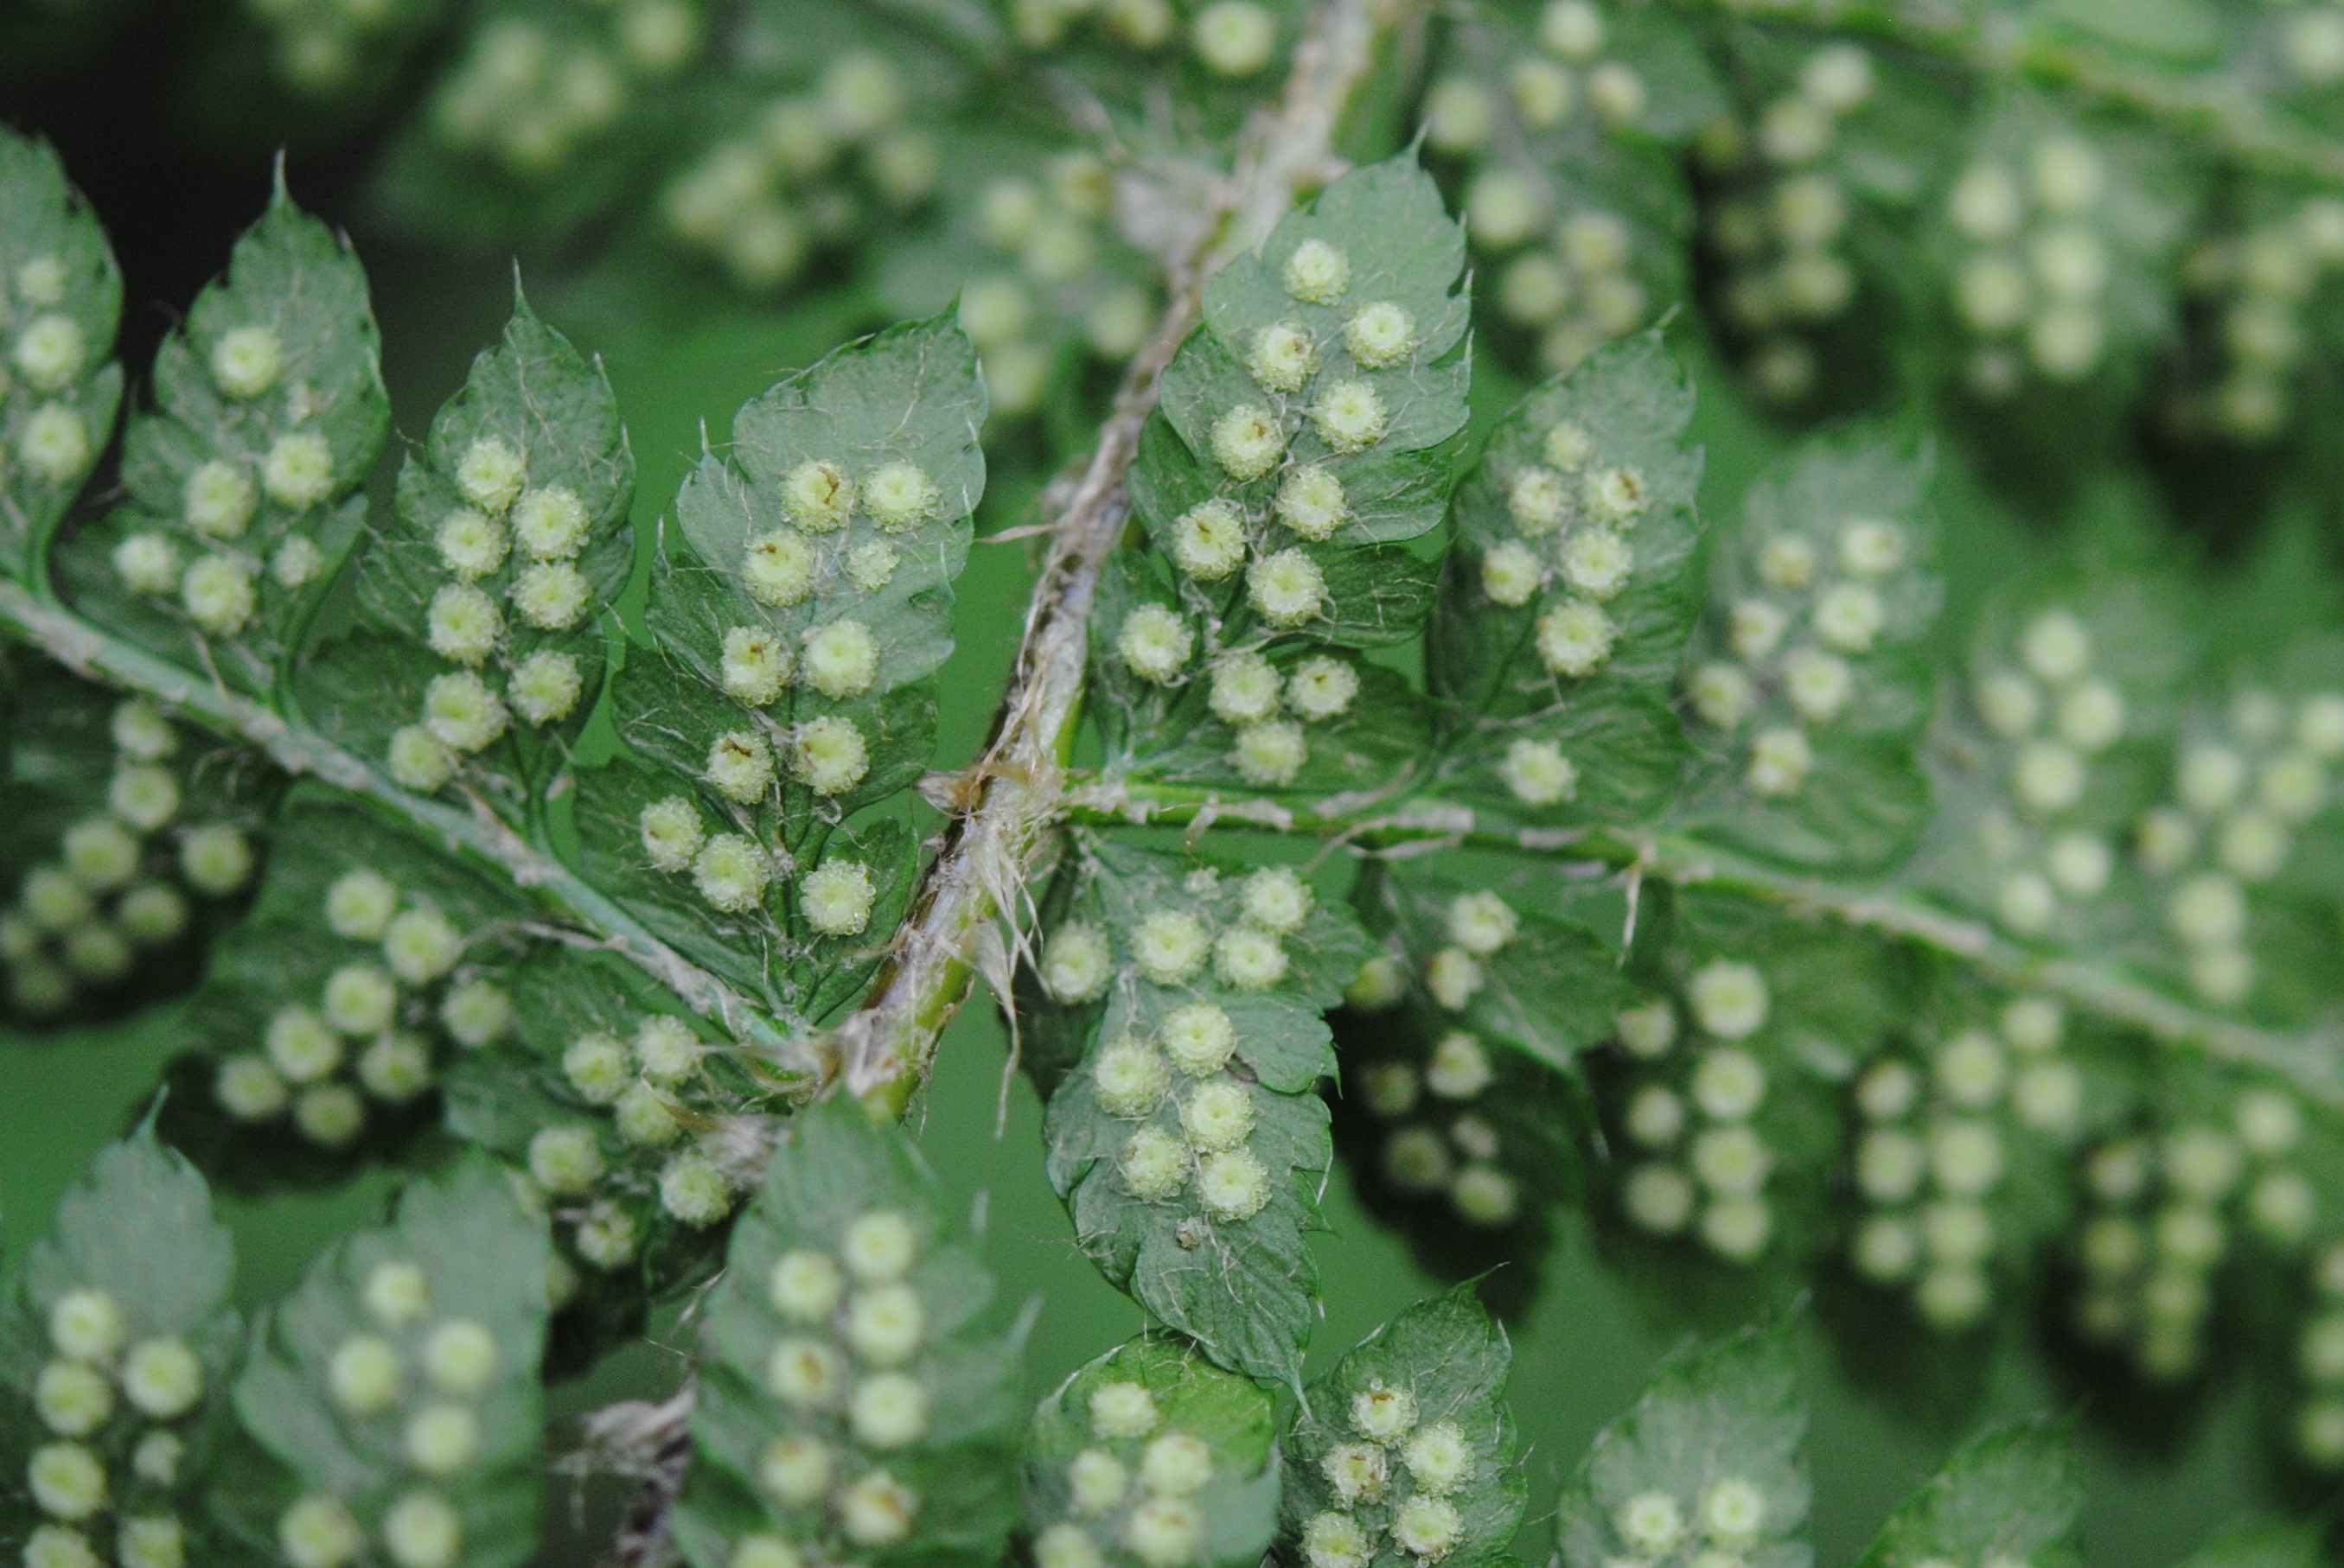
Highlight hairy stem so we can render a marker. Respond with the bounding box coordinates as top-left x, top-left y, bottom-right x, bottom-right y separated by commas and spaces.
1068, 776, 2344, 1107
1668, 0, 2344, 187
0, 578, 823, 1076
835, 0, 1416, 1116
